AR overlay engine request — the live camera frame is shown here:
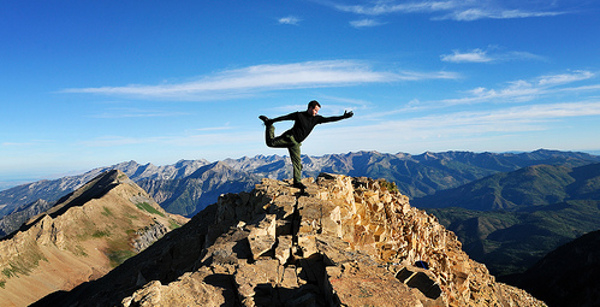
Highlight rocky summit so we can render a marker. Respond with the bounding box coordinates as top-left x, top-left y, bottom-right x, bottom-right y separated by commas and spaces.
35, 173, 545, 306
